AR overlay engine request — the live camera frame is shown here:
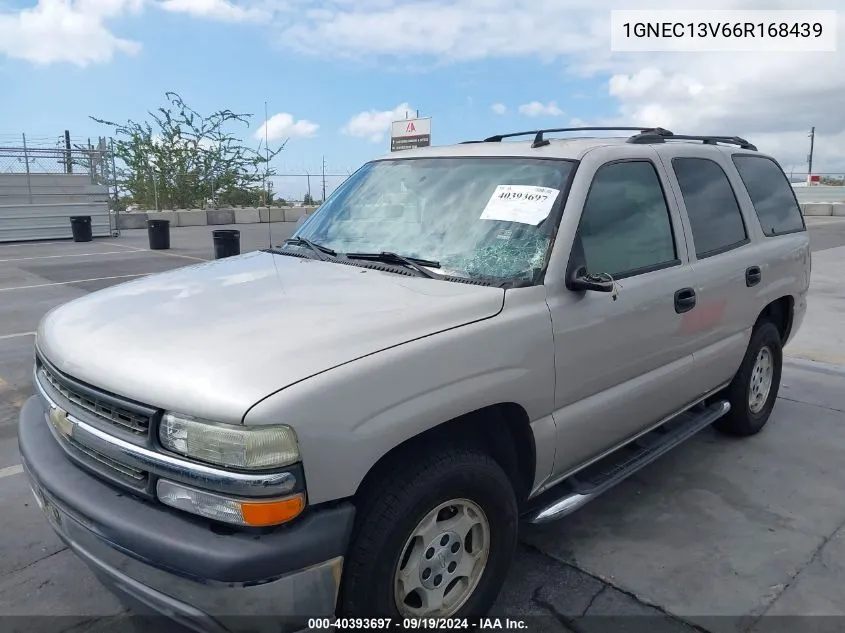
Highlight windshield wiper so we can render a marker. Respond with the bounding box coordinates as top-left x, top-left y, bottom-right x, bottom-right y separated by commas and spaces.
344, 251, 443, 279
283, 236, 337, 260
